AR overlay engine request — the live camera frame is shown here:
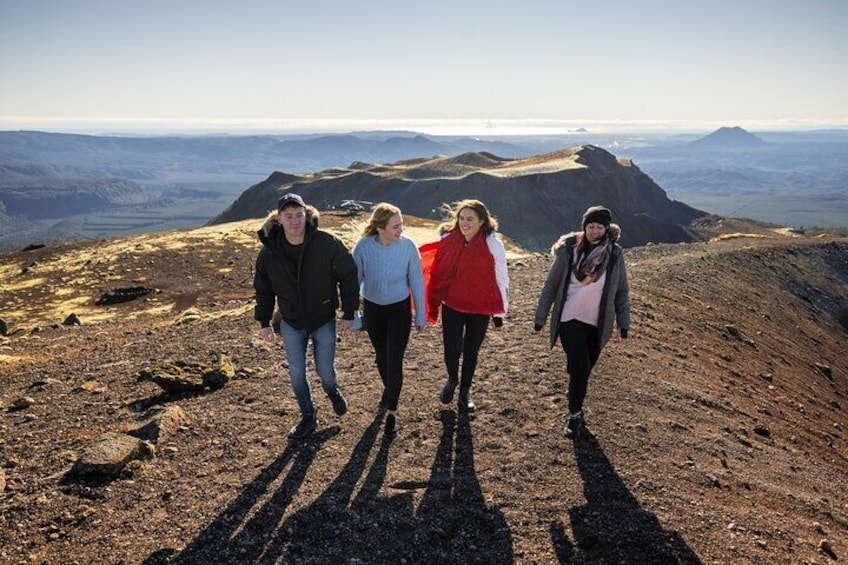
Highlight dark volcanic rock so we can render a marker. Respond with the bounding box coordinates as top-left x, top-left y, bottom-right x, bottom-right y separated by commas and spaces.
95, 286, 156, 306
70, 432, 155, 476
209, 145, 706, 250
